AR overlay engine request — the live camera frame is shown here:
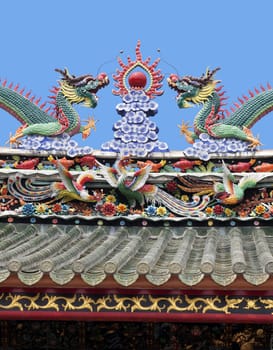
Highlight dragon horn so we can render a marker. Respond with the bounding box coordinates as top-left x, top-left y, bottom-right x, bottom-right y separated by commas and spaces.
181, 67, 221, 88
55, 68, 74, 79
200, 67, 221, 84
55, 68, 94, 86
